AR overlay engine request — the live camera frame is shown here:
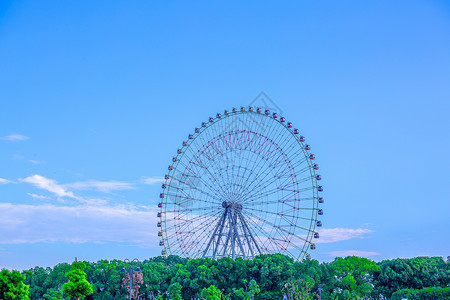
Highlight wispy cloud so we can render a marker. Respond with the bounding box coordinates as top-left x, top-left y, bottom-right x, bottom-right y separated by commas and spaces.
26, 193, 50, 200
1, 134, 29, 142
326, 250, 380, 257
316, 228, 373, 244
0, 203, 158, 245
65, 180, 136, 193
28, 160, 43, 164
142, 177, 165, 185
20, 175, 78, 200
0, 178, 12, 184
